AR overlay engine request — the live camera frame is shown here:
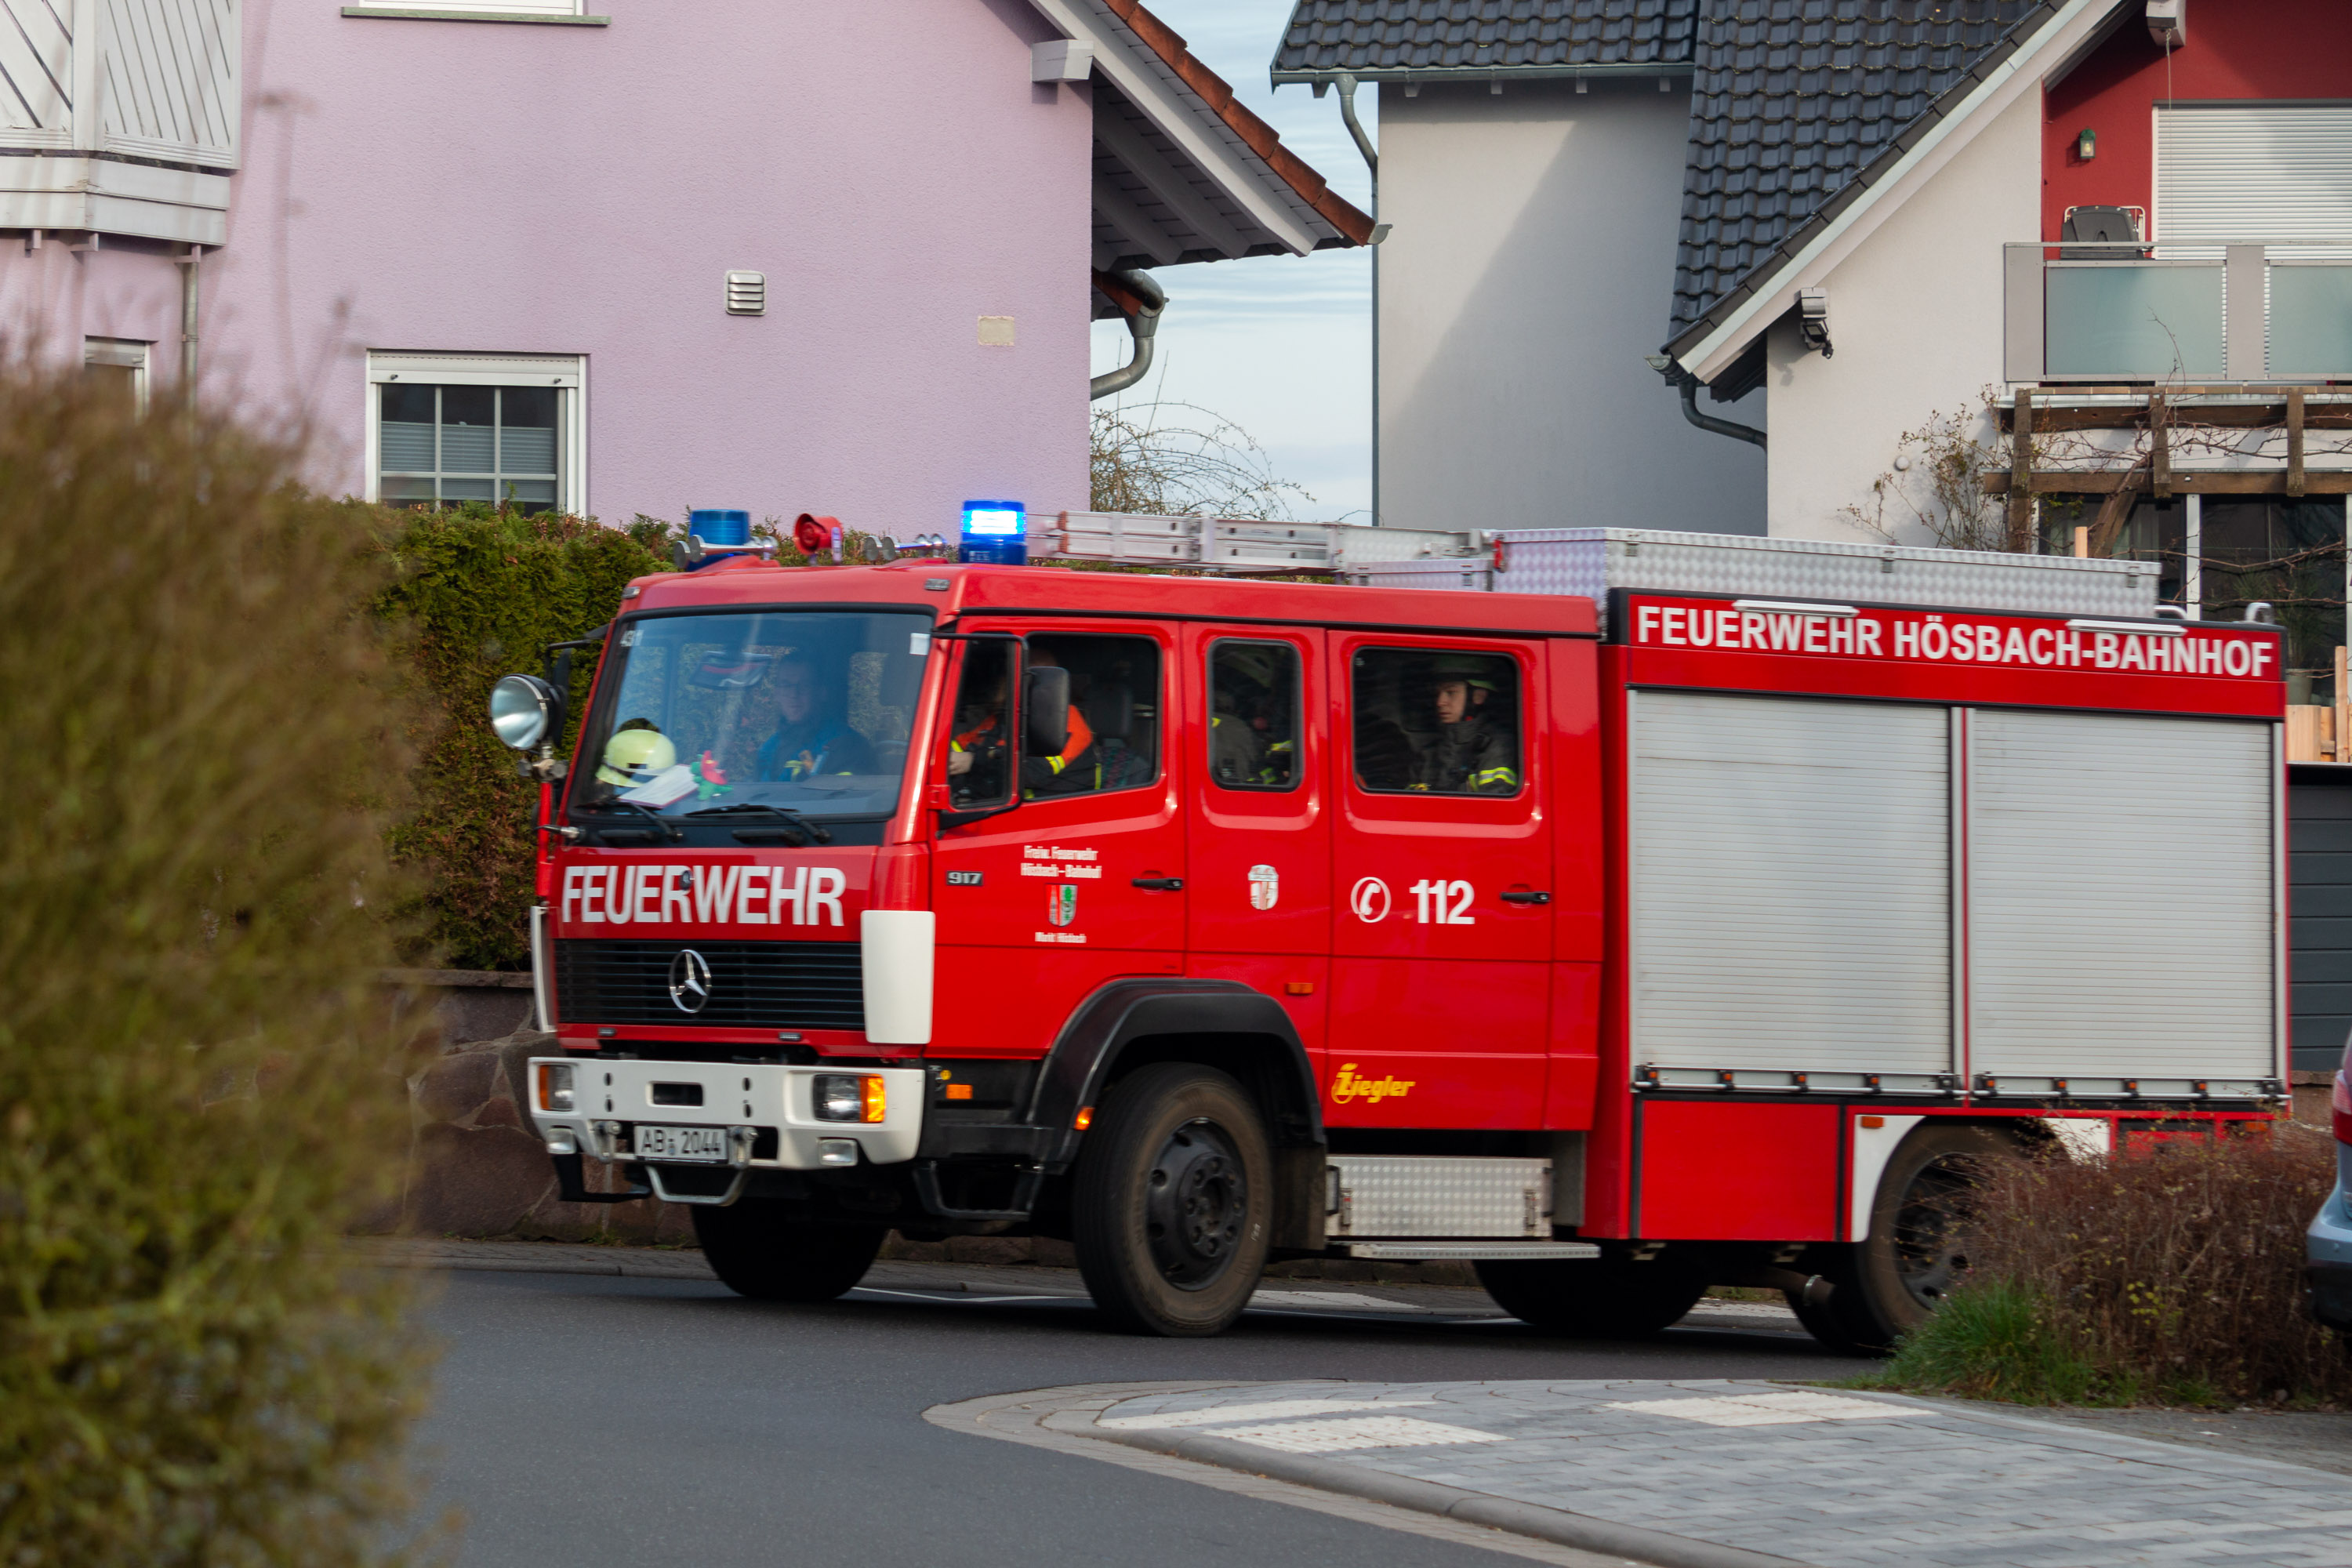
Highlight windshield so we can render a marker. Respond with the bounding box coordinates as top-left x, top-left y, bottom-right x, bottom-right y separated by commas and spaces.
573, 610, 929, 820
